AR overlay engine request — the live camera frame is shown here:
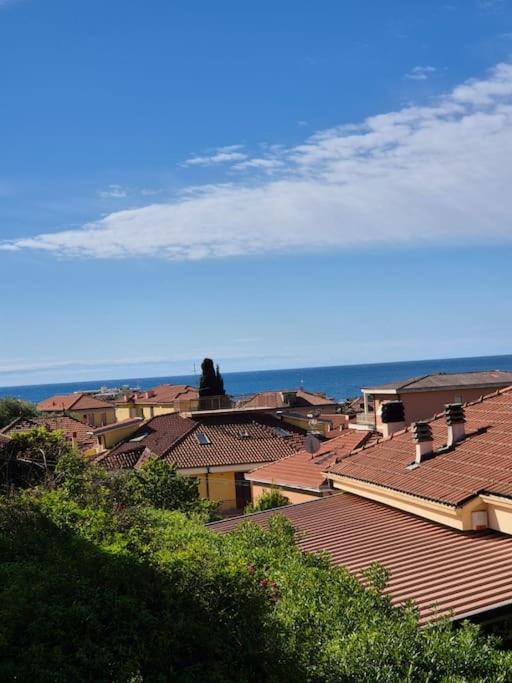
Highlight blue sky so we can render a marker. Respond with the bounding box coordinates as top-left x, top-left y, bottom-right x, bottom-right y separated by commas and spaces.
1, 0, 512, 386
